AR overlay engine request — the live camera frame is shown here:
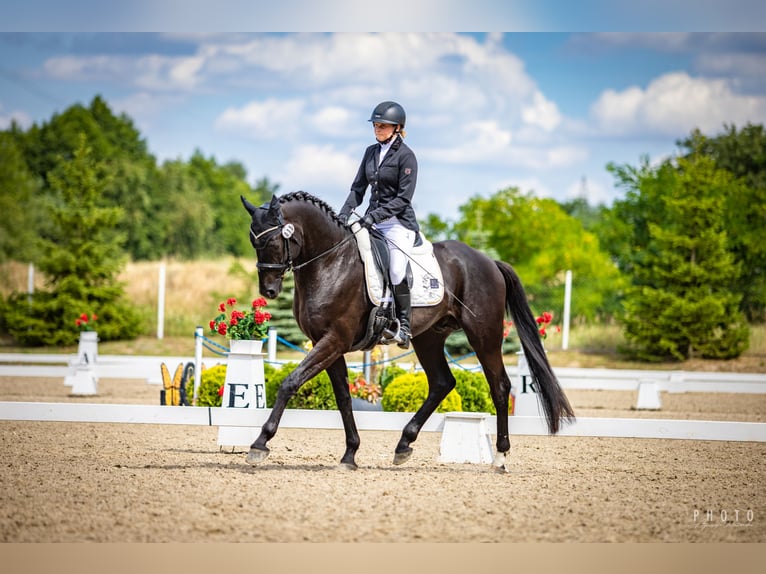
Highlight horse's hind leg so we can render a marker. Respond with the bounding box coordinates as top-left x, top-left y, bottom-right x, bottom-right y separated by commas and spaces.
393, 331, 455, 465
465, 327, 512, 470
326, 357, 361, 470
